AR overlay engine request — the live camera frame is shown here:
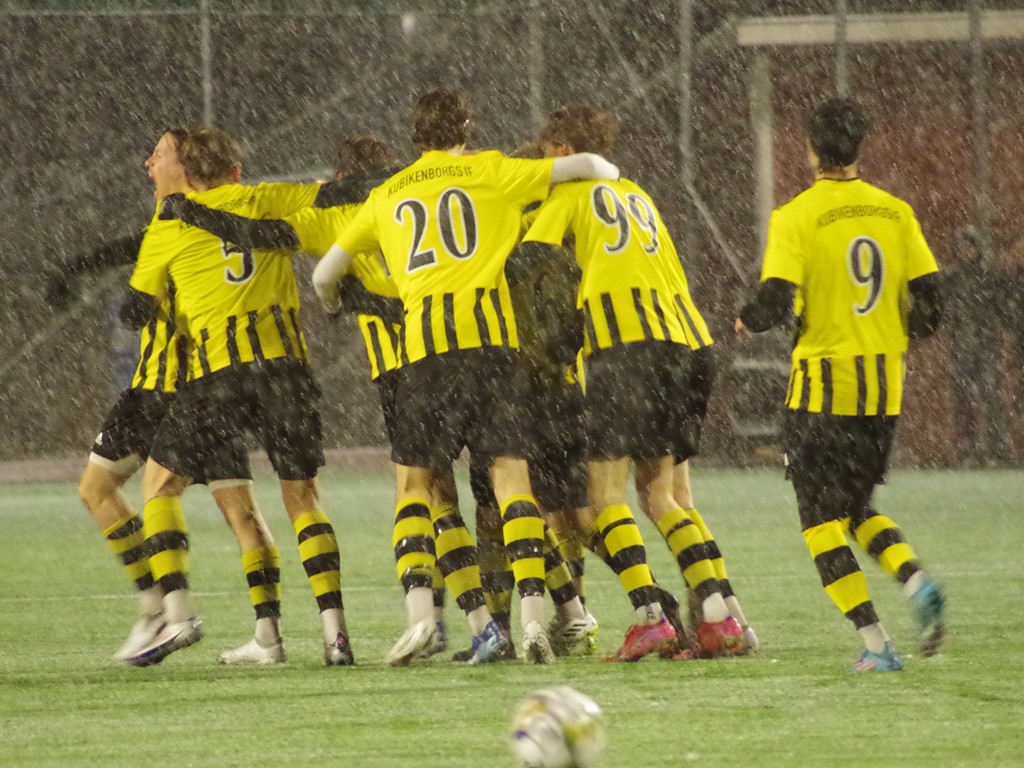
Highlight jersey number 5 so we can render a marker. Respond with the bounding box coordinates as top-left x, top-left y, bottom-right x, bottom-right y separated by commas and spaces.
847, 236, 884, 315
222, 241, 255, 285
396, 188, 479, 273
